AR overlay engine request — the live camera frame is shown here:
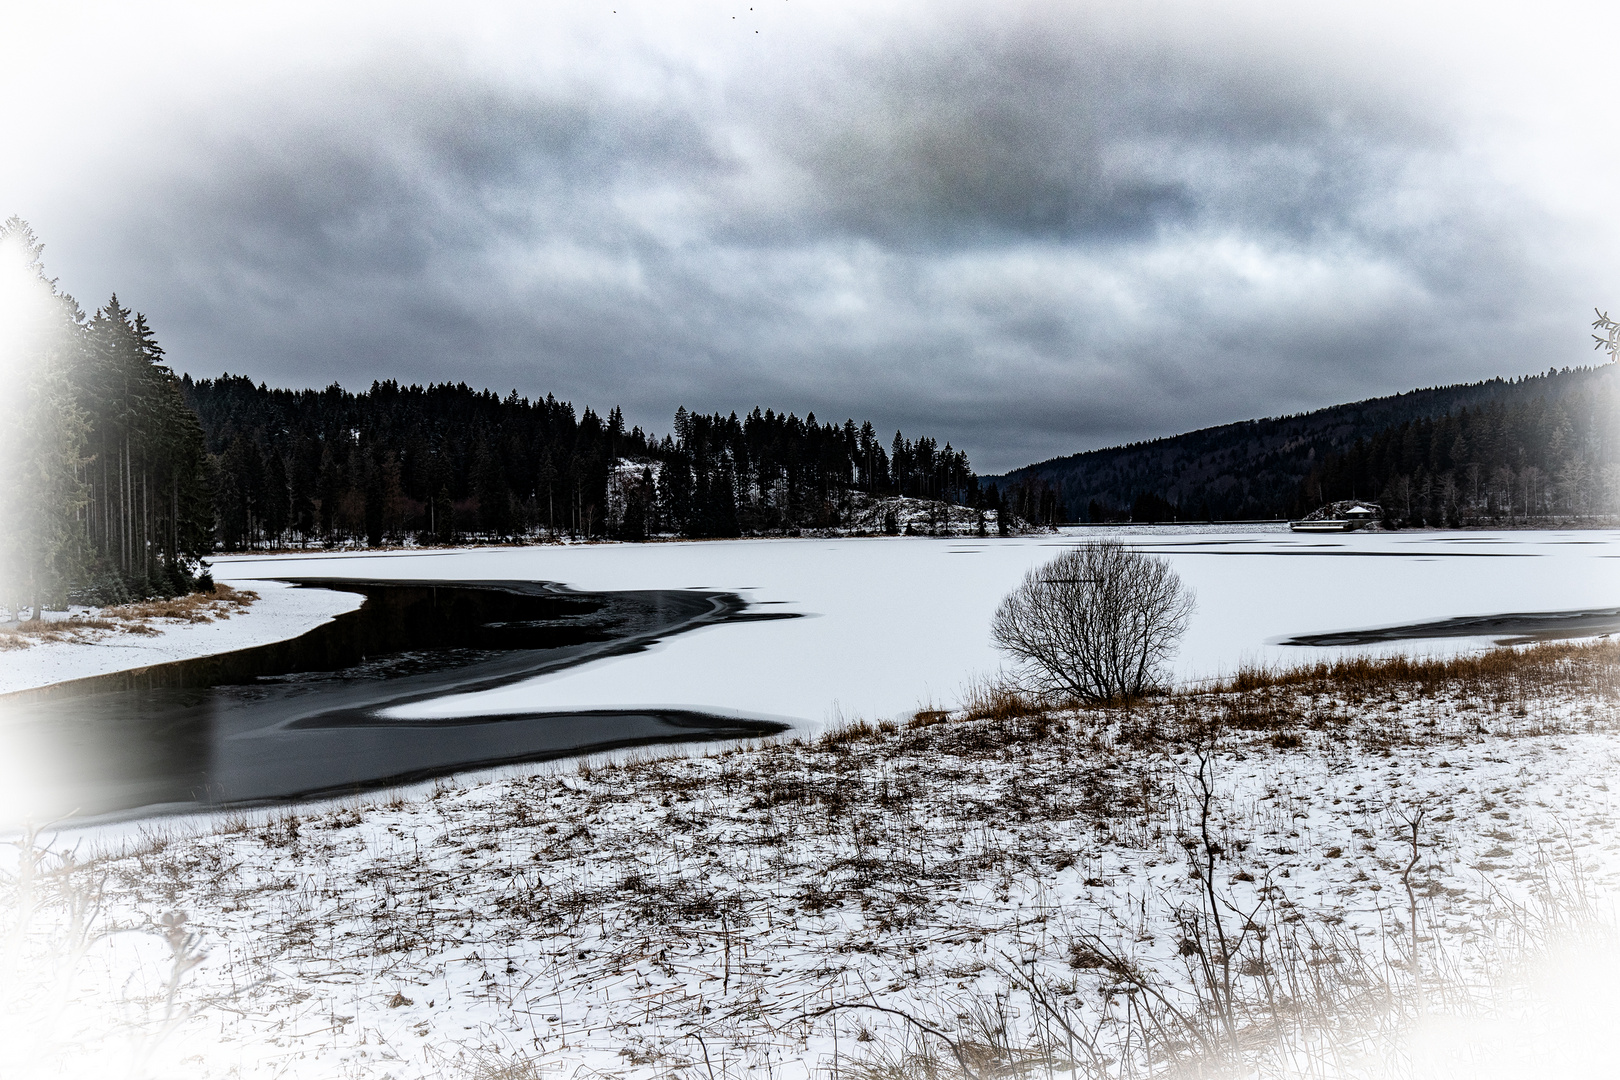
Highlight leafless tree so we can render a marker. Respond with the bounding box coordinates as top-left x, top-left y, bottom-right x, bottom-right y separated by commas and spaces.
991, 540, 1195, 703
